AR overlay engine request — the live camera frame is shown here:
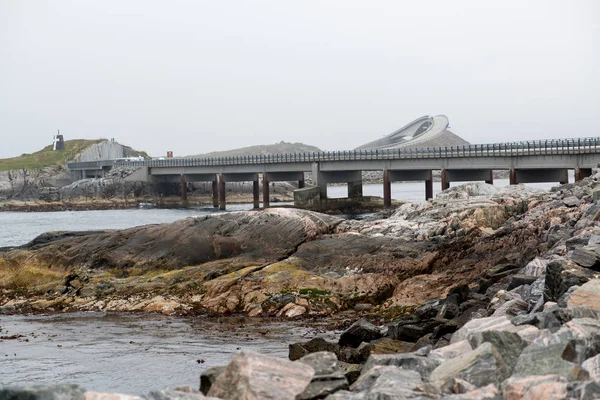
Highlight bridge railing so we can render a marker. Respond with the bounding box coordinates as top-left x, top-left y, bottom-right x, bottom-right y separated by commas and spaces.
86, 137, 600, 170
